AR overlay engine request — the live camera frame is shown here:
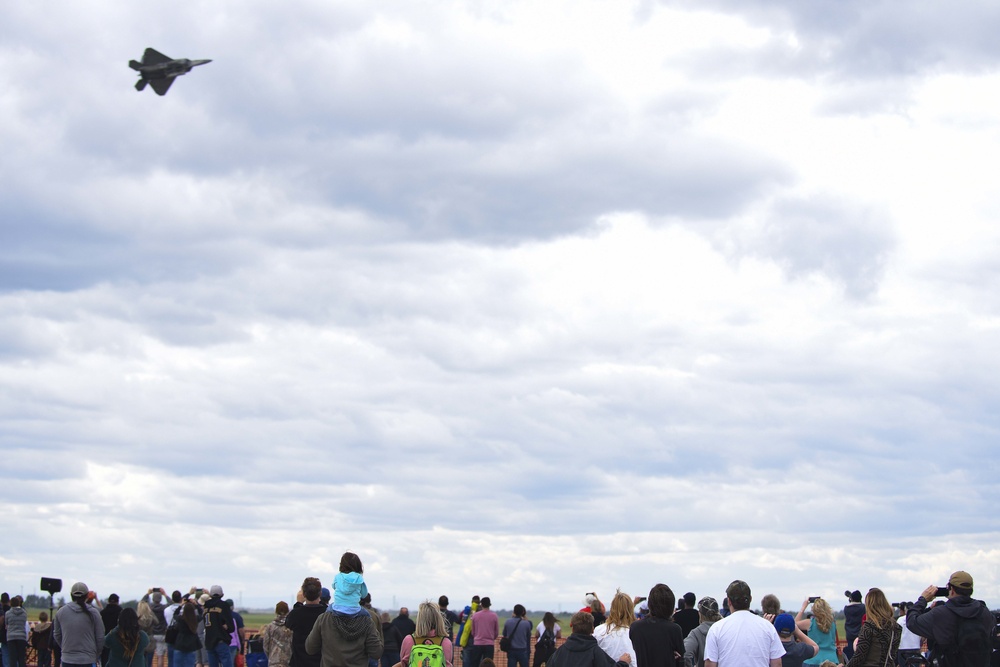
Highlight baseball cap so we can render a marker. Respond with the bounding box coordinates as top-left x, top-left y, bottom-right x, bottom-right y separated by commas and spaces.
70, 582, 89, 600
774, 614, 796, 636
321, 587, 331, 602
210, 585, 224, 597
698, 596, 721, 621
949, 571, 973, 591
